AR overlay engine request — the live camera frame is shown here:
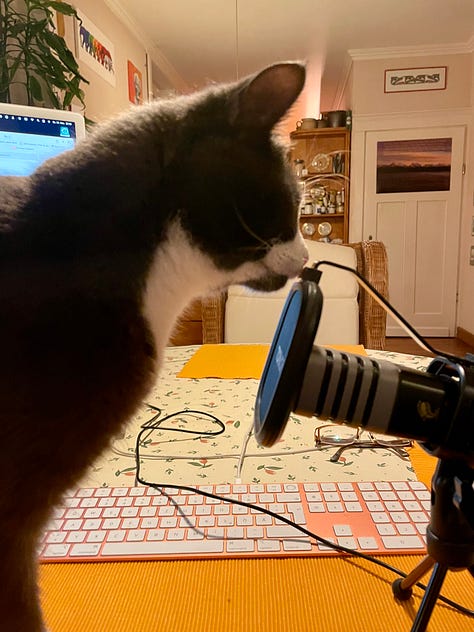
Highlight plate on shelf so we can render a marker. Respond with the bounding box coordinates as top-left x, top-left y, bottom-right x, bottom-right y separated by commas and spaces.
317, 222, 332, 237
311, 153, 330, 172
